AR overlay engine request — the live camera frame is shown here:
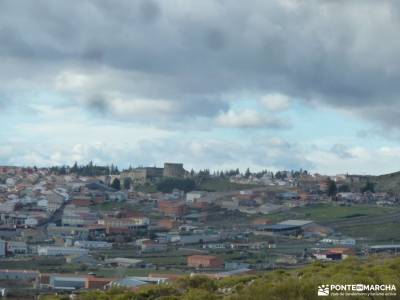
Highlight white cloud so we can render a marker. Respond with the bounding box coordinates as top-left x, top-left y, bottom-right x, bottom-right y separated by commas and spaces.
378, 146, 400, 158
267, 137, 289, 147
0, 129, 312, 172
107, 98, 177, 118
55, 71, 93, 91
0, 145, 13, 158
29, 104, 81, 118
260, 93, 291, 111
306, 145, 400, 175
215, 109, 288, 128
347, 147, 371, 160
